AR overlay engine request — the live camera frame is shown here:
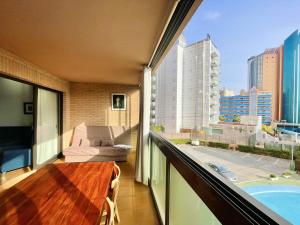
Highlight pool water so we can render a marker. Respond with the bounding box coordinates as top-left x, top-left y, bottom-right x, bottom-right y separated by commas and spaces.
243, 185, 300, 225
